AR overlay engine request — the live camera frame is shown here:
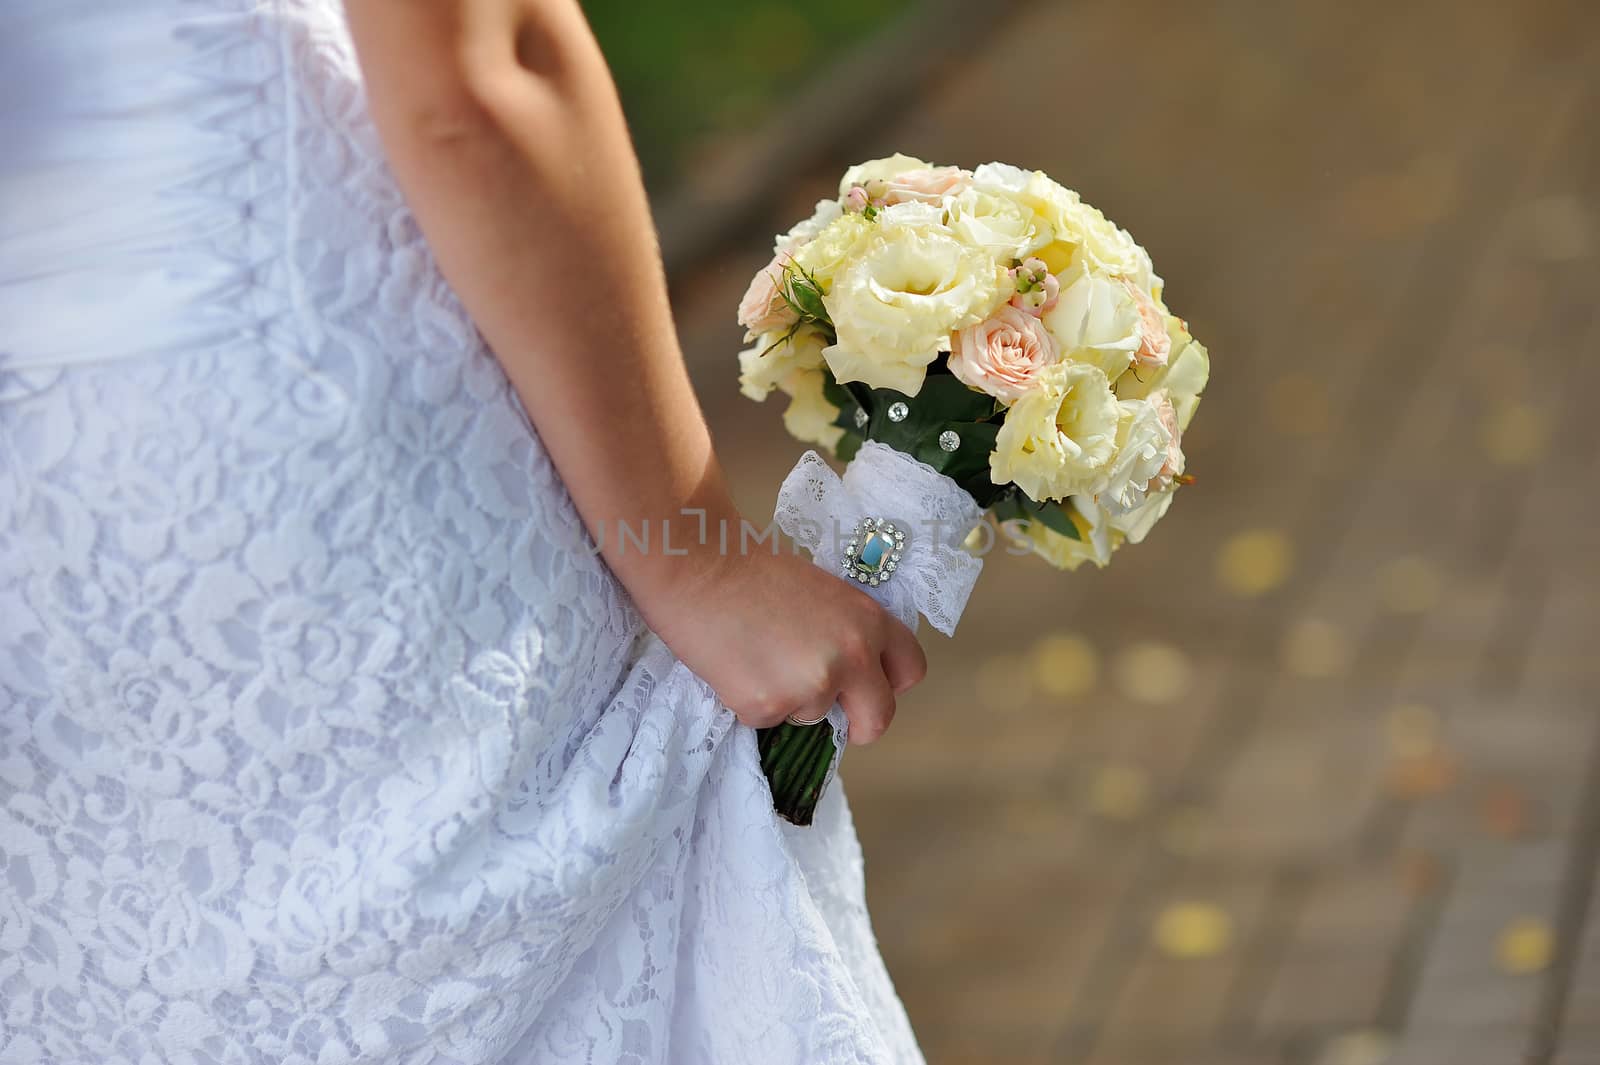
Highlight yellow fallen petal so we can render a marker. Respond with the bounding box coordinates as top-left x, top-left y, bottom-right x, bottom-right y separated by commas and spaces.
1113, 641, 1192, 705
1090, 765, 1150, 821
1031, 633, 1098, 698
1378, 556, 1443, 614
1282, 618, 1351, 678
1153, 901, 1232, 958
1216, 530, 1293, 597
1496, 918, 1554, 974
